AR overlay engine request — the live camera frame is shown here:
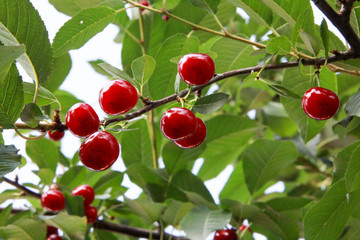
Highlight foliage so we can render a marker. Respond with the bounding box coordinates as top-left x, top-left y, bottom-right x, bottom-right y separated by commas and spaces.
1, 0, 360, 239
